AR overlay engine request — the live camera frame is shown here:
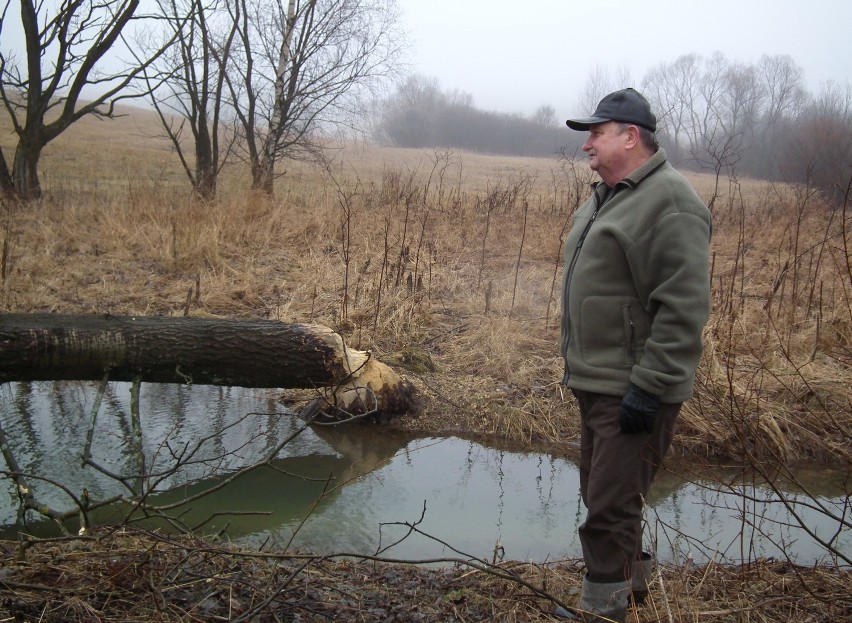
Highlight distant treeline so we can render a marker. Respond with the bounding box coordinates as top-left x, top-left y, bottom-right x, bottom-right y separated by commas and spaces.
374, 75, 580, 158
376, 56, 852, 202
